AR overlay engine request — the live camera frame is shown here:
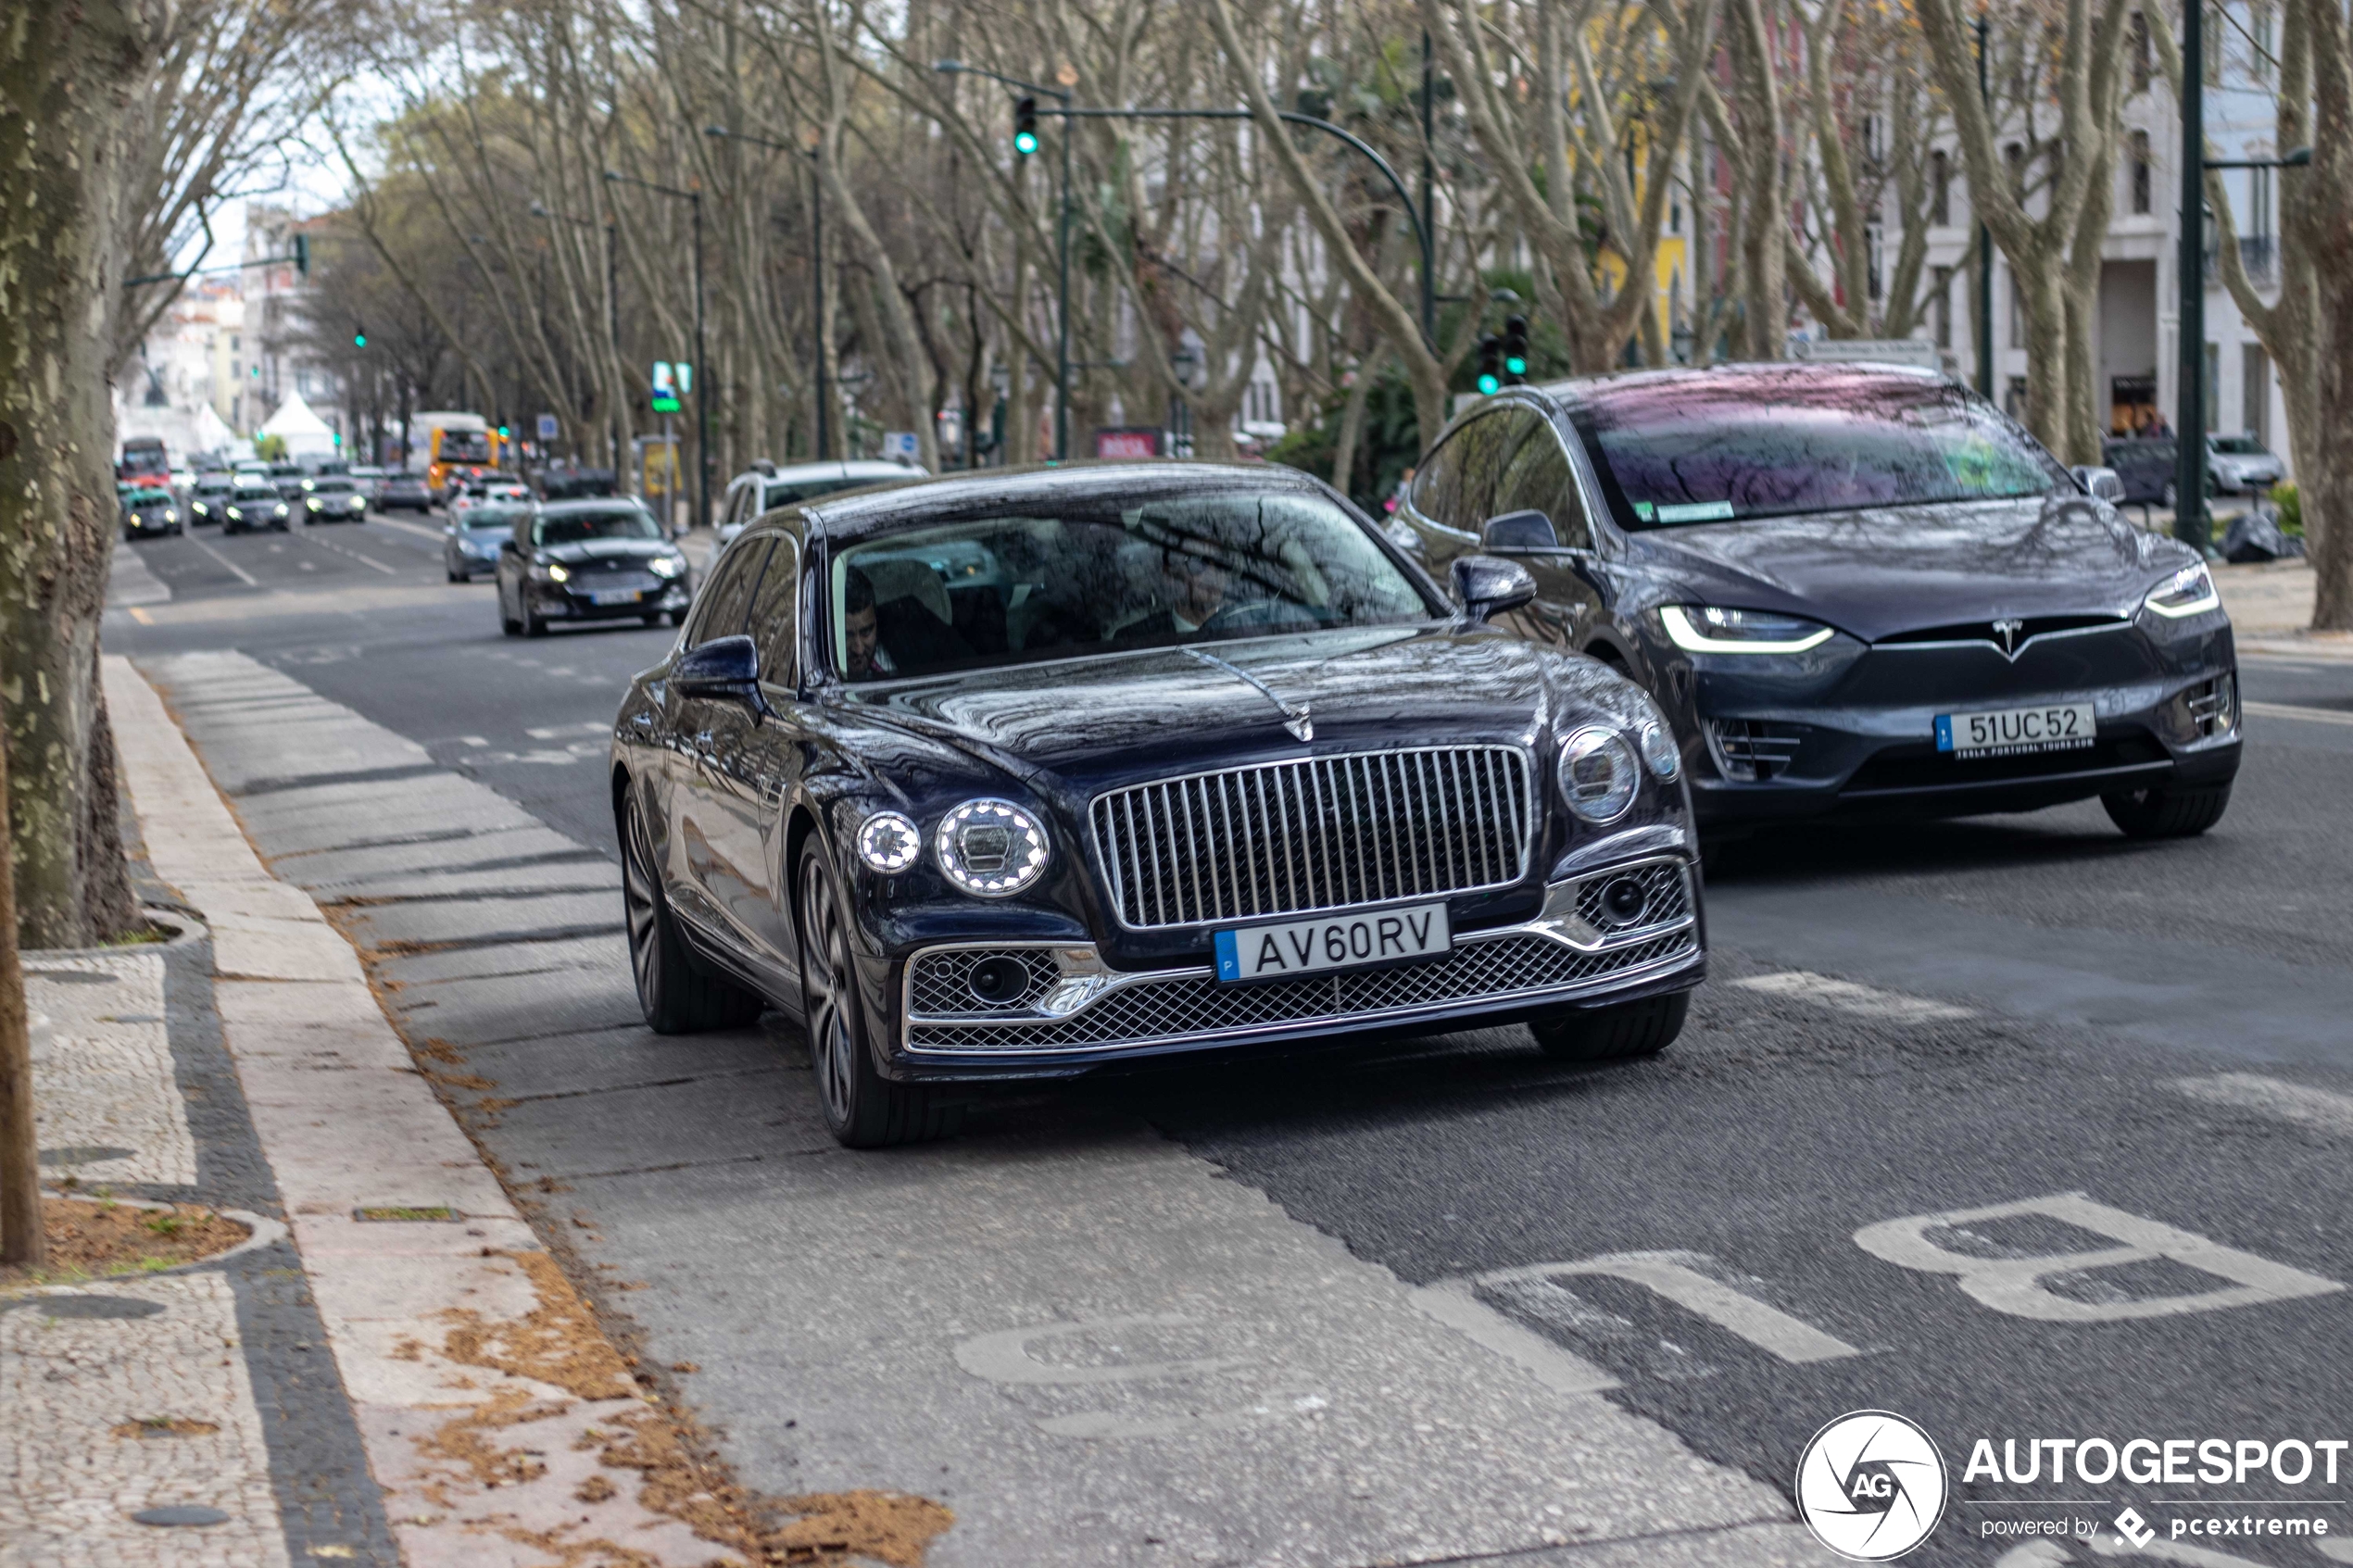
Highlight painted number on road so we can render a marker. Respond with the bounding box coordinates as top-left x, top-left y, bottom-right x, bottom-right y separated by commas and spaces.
1855, 1191, 2343, 1323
